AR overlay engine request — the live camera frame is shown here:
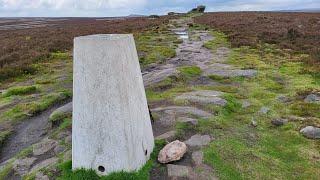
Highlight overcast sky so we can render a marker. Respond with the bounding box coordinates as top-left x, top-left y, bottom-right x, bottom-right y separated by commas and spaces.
0, 0, 319, 17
